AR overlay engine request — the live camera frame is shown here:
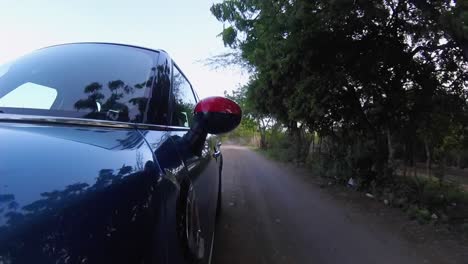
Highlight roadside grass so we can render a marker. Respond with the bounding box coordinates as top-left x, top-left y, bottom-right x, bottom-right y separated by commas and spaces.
255, 147, 284, 160
259, 147, 294, 162
256, 145, 468, 238
385, 176, 468, 226
221, 136, 258, 149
